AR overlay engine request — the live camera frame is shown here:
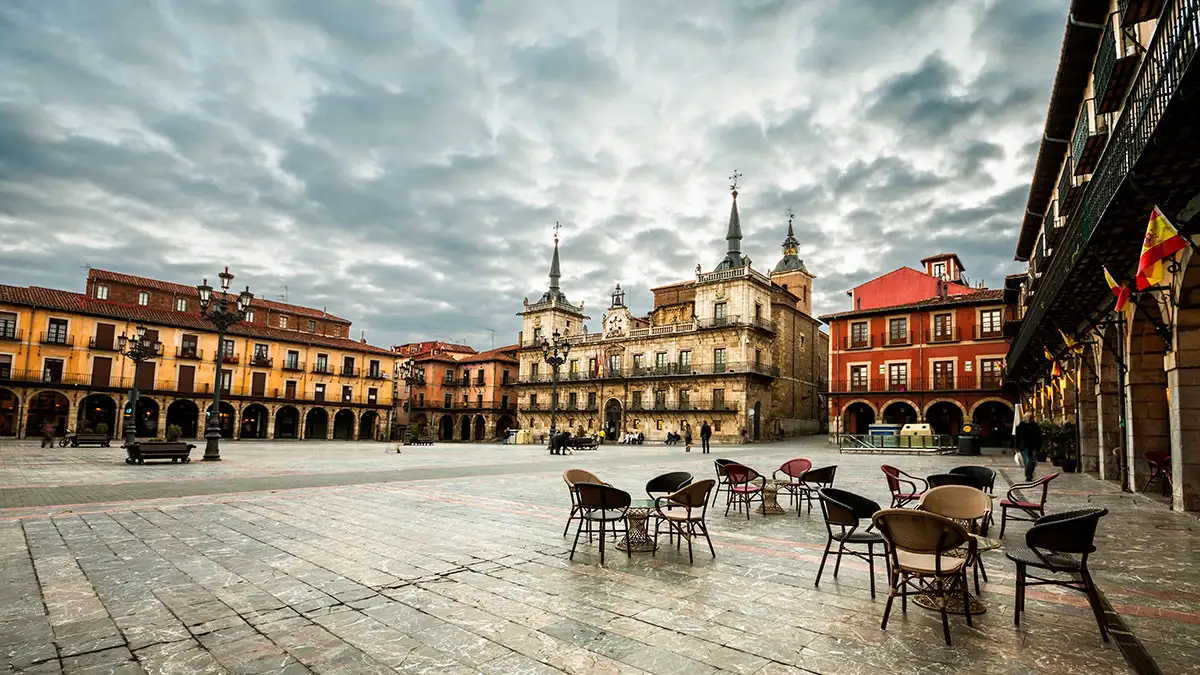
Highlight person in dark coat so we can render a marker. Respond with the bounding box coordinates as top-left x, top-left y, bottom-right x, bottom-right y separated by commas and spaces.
699, 421, 712, 454
683, 423, 693, 452
1013, 414, 1044, 481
